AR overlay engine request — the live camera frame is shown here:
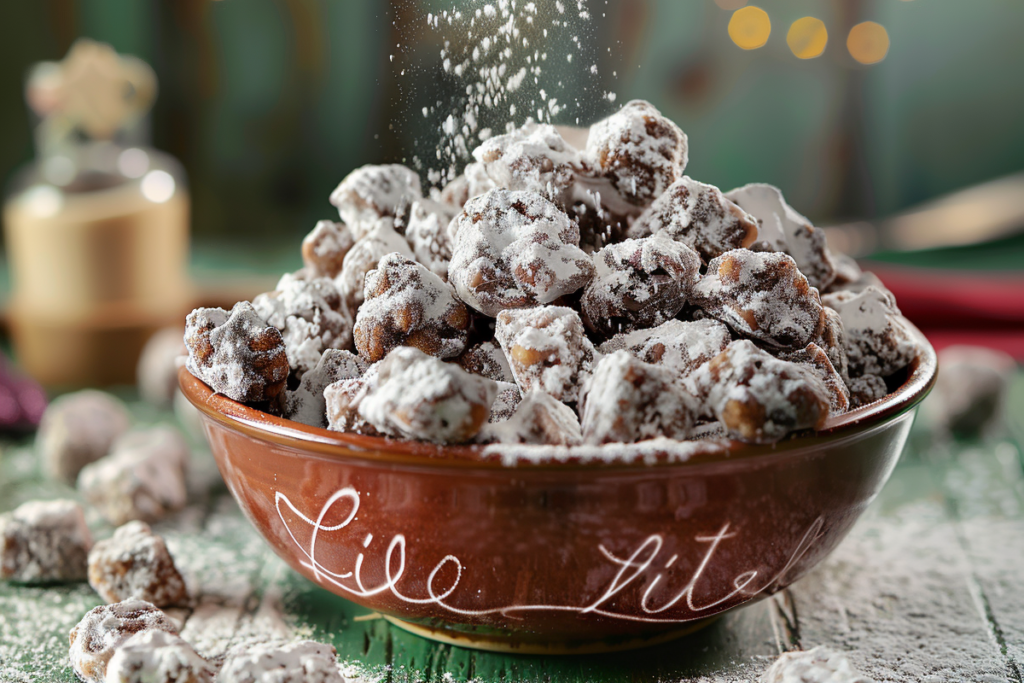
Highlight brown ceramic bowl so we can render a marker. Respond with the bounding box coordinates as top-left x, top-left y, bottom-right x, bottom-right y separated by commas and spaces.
180, 324, 937, 654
